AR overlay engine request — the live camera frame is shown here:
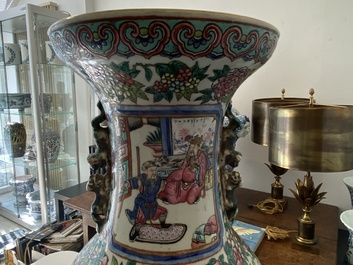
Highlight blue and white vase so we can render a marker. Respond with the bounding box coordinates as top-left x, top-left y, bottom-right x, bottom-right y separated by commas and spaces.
341, 210, 353, 265
9, 175, 36, 207
344, 177, 353, 208
4, 122, 27, 158
32, 128, 61, 163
